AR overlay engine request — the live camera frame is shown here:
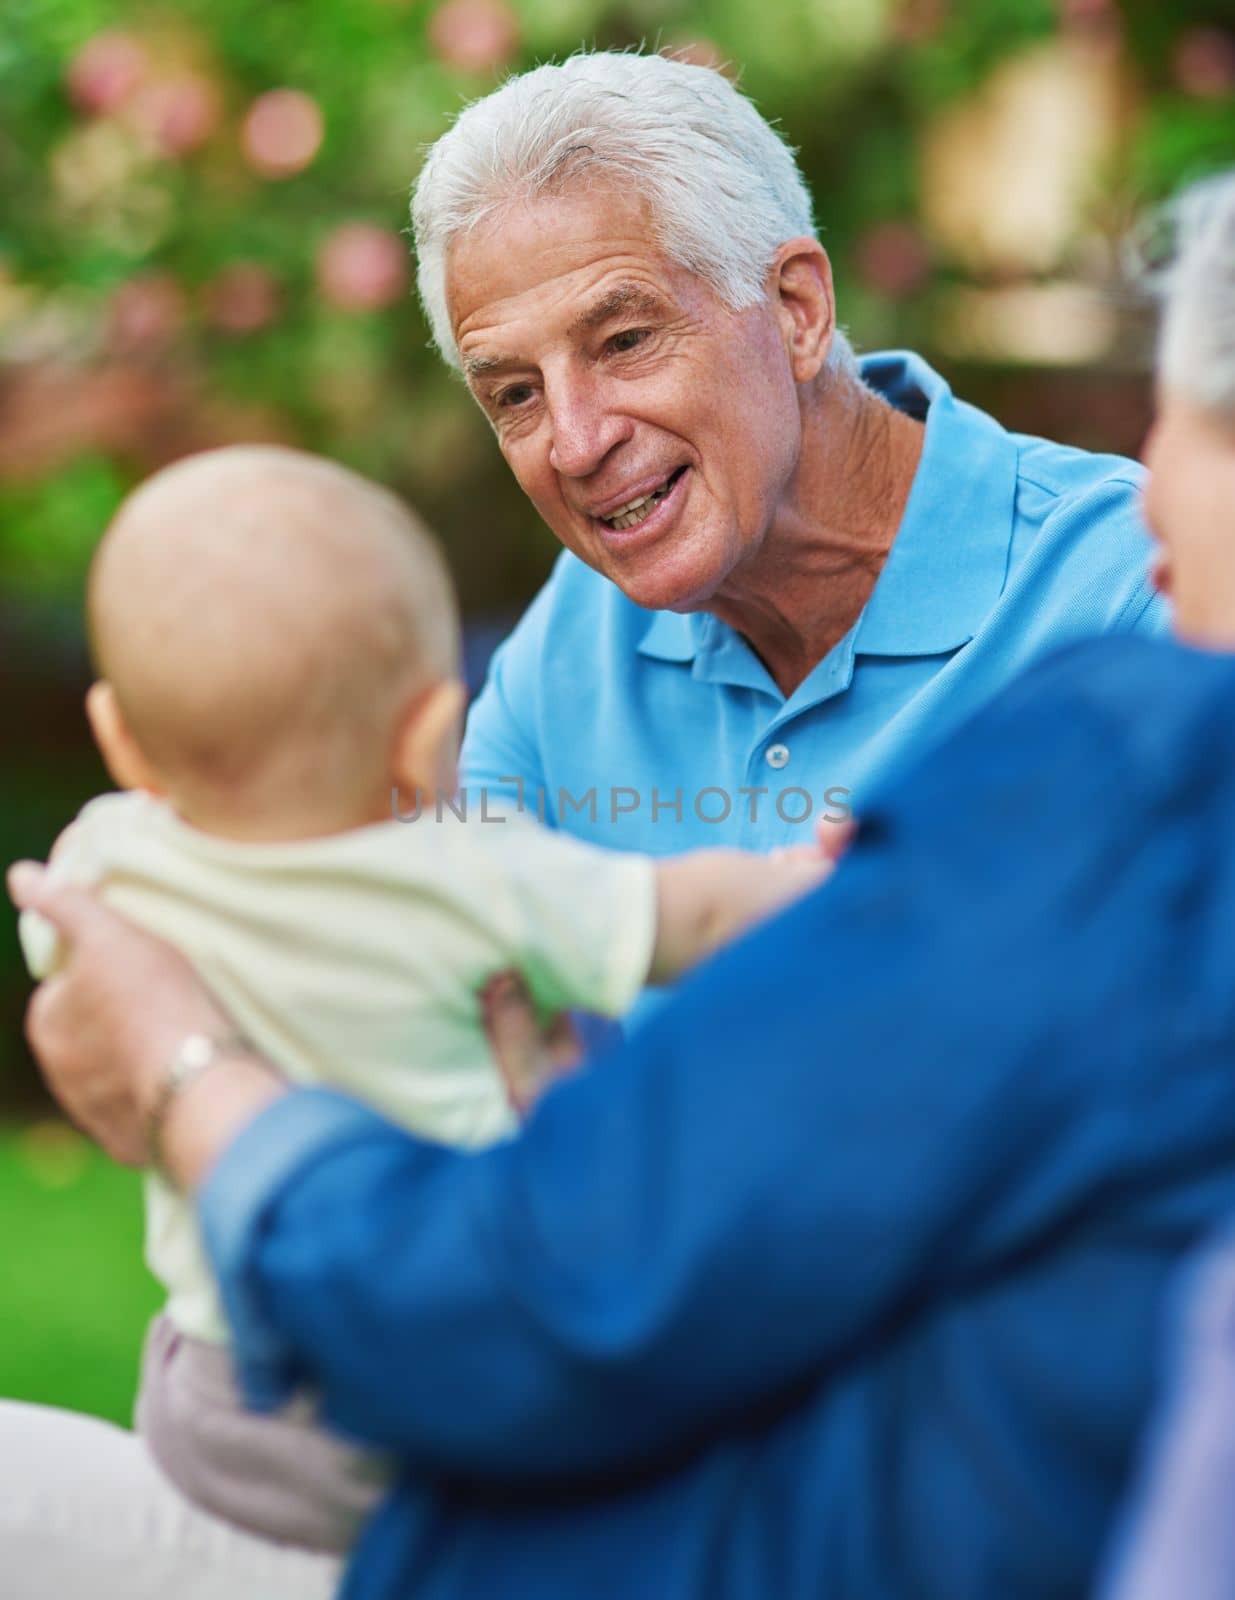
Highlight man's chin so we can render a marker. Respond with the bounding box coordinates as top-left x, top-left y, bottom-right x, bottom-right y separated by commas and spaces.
594, 538, 725, 614
606, 561, 717, 614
